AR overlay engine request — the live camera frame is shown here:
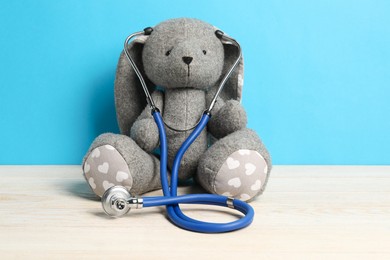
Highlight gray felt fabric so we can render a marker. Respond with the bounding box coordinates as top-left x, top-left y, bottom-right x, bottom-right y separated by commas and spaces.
130, 90, 164, 152
83, 18, 271, 198
208, 99, 247, 139
142, 18, 224, 90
